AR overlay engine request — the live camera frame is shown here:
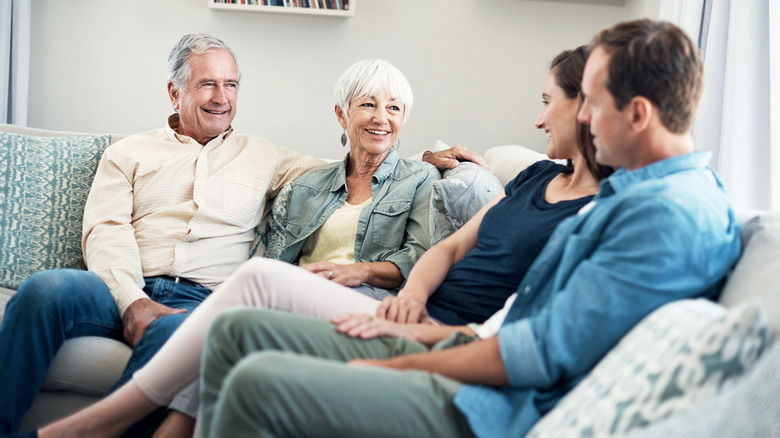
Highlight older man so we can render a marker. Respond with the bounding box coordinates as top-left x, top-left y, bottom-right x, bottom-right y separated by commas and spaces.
0, 33, 478, 435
